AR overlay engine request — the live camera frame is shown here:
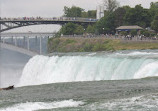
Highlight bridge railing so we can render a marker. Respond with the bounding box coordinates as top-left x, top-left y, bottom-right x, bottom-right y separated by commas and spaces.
0, 17, 98, 22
